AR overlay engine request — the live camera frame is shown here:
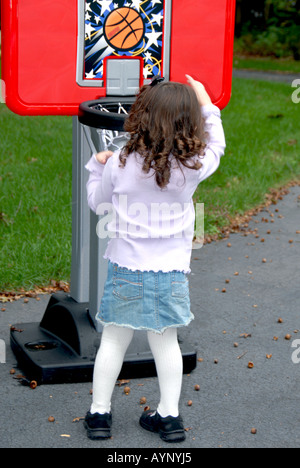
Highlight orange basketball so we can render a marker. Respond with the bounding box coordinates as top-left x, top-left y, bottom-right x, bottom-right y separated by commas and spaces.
104, 7, 145, 51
